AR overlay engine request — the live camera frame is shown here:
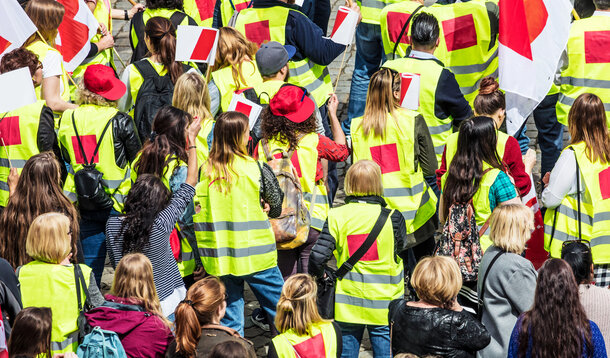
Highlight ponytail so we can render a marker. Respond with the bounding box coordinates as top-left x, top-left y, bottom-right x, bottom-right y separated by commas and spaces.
174, 300, 201, 358
144, 16, 184, 84
275, 274, 326, 336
